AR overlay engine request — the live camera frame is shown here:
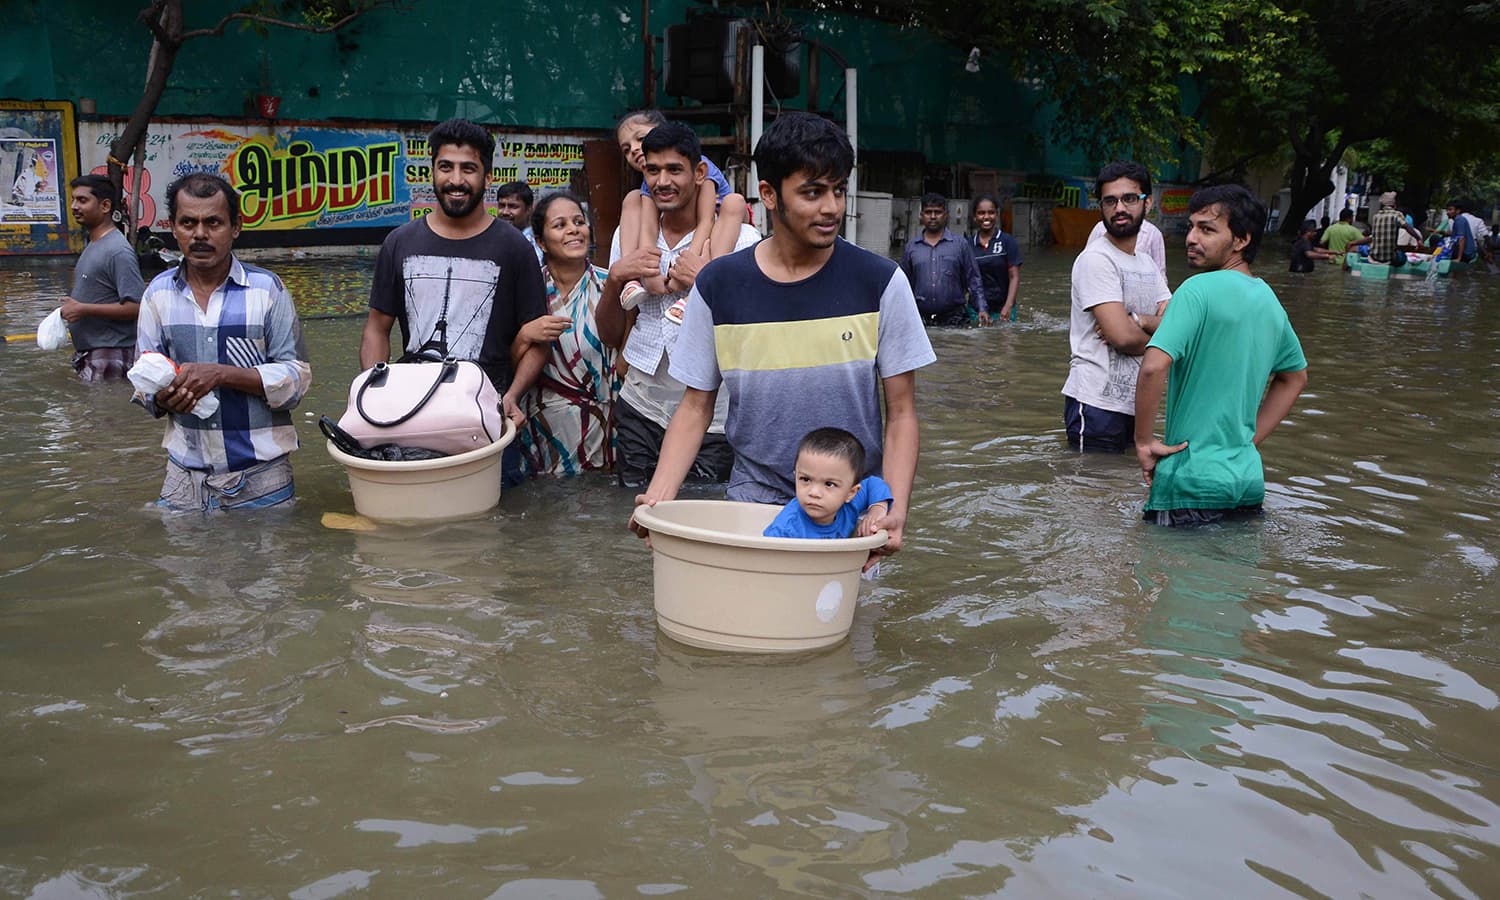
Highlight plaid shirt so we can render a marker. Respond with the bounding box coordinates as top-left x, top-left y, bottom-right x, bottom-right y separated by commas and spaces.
135, 256, 312, 473
1369, 207, 1407, 263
